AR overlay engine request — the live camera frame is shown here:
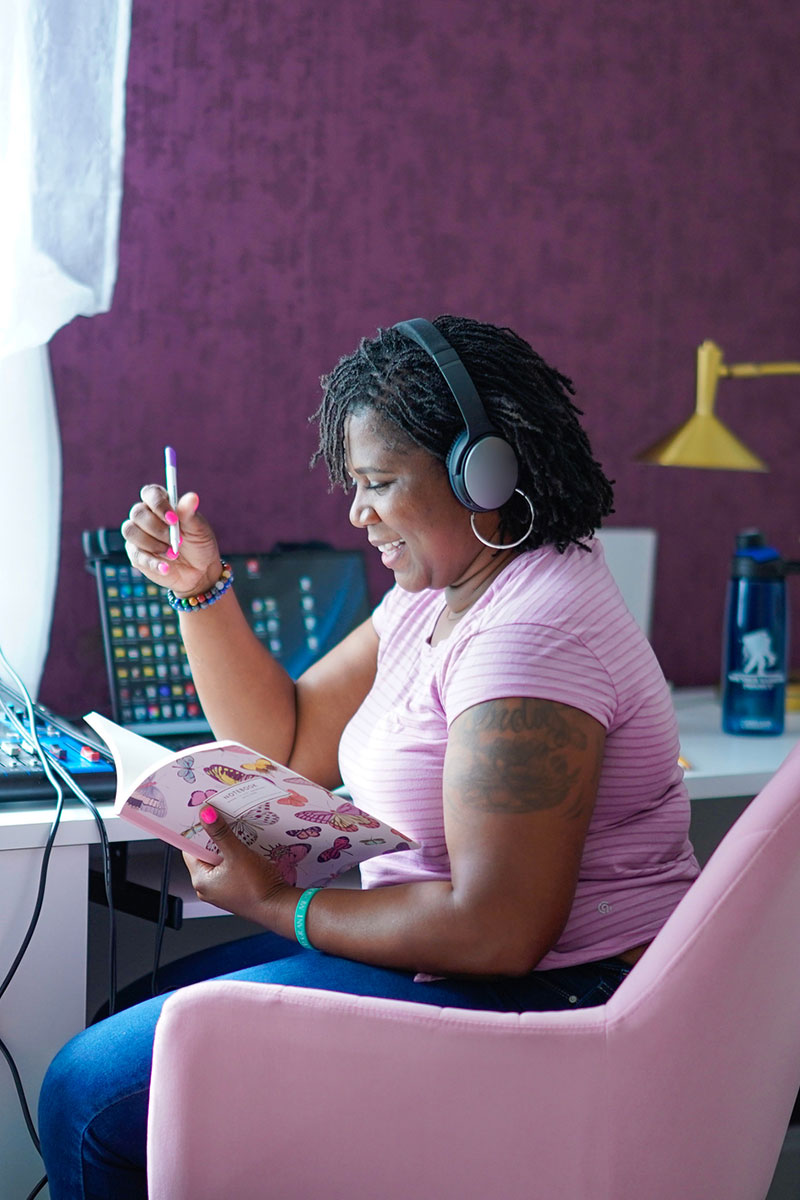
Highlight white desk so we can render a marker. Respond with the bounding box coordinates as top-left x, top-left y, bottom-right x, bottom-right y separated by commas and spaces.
0, 807, 152, 1199
674, 687, 800, 801
1, 689, 799, 1198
